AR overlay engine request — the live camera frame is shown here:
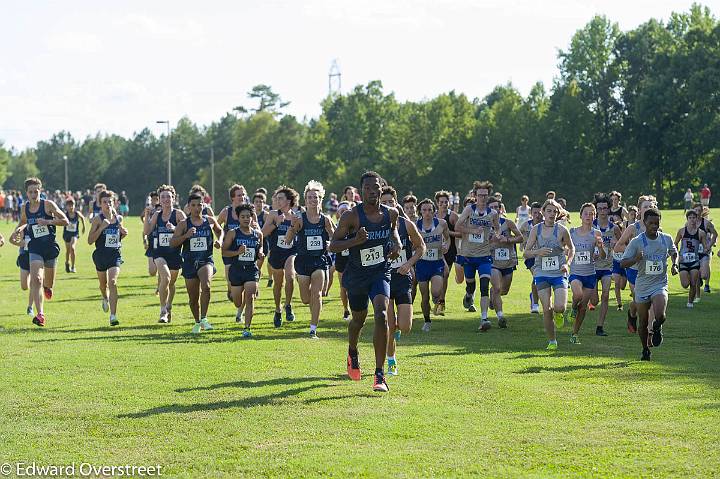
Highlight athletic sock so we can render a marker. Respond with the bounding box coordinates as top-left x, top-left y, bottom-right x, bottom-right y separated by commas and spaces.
310, 324, 317, 333
548, 339, 558, 345
497, 310, 504, 318
387, 355, 395, 362
348, 347, 358, 358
